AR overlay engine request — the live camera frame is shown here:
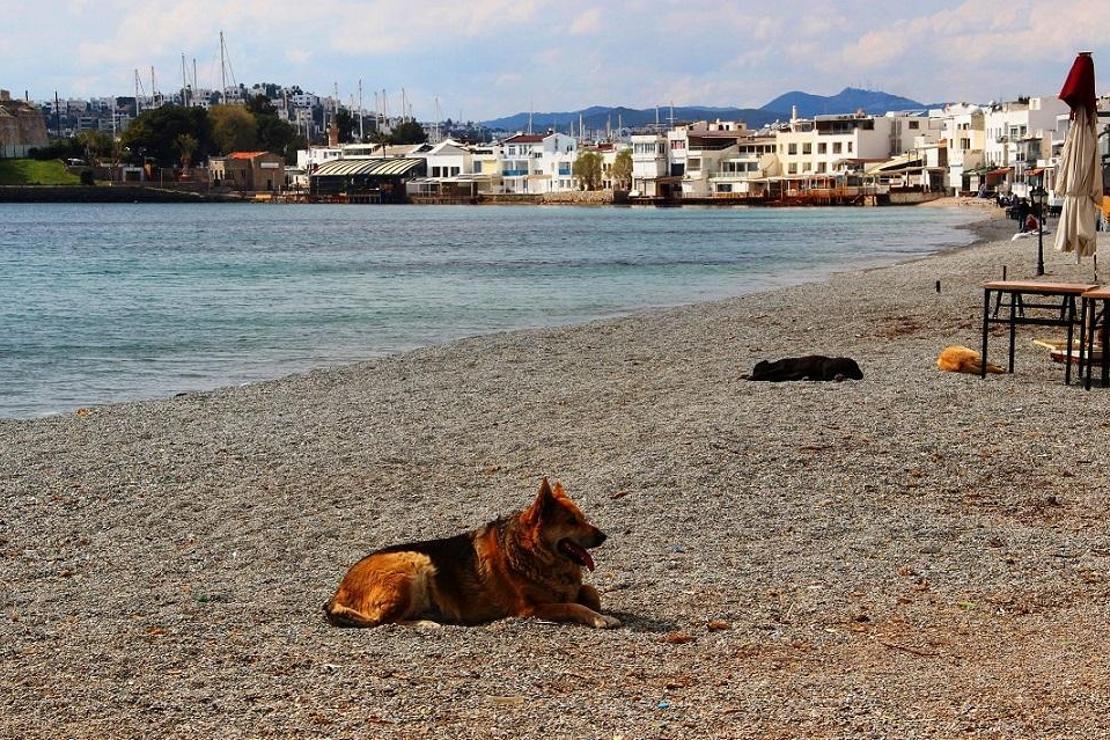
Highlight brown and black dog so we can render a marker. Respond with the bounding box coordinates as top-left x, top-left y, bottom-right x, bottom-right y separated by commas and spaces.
325, 478, 620, 629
